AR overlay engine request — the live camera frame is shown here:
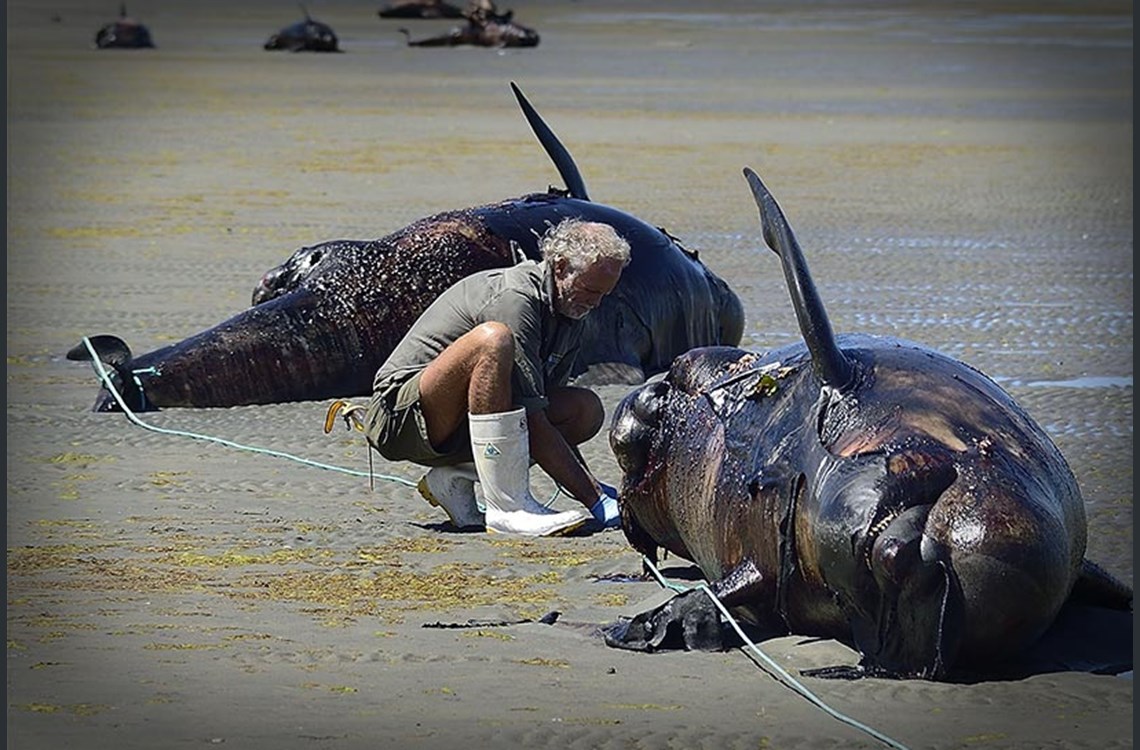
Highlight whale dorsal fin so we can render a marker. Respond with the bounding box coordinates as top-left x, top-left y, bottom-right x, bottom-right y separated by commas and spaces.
300, 4, 311, 21
510, 82, 590, 201
744, 166, 854, 392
